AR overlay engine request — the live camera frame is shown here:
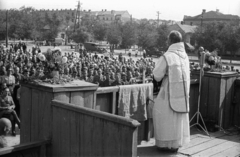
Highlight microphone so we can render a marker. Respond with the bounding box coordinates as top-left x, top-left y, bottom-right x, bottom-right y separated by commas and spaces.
200, 52, 205, 68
